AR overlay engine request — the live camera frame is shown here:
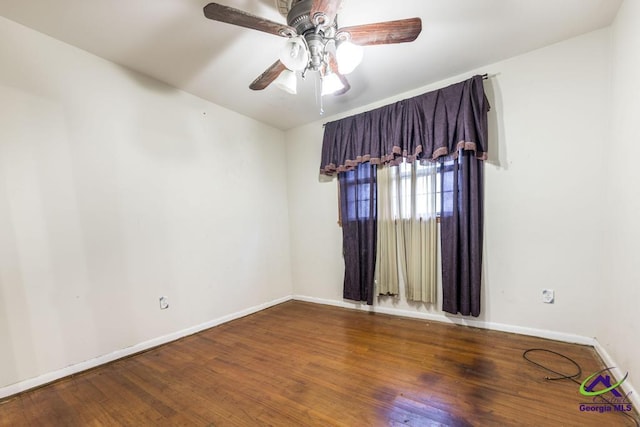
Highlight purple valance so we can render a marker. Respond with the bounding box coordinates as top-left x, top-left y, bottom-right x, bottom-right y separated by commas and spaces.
320, 75, 490, 176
